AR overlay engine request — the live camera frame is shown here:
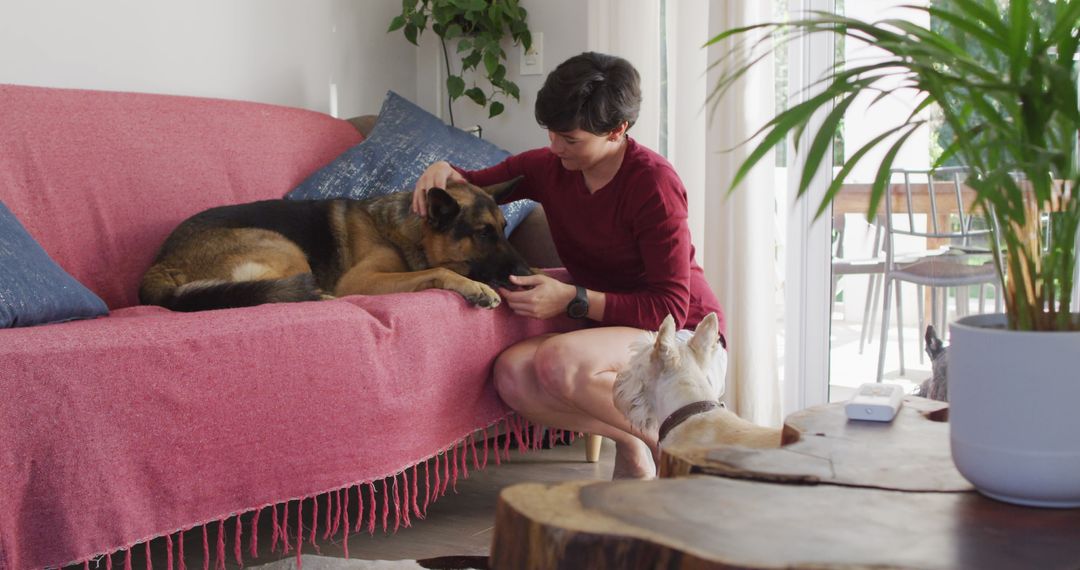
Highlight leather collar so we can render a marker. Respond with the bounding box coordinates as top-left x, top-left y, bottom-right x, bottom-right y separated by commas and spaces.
658, 400, 722, 443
